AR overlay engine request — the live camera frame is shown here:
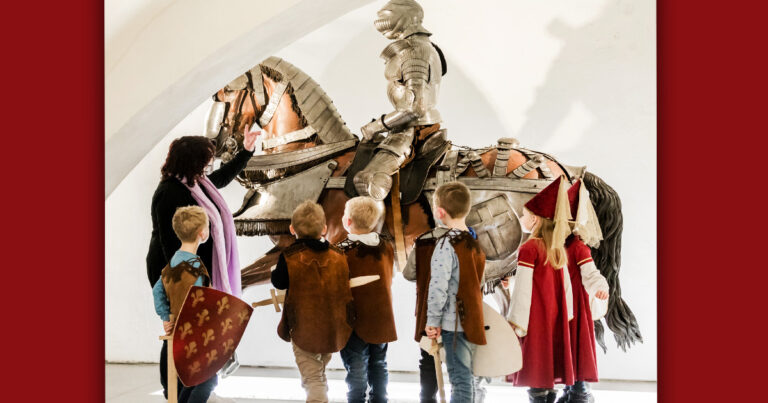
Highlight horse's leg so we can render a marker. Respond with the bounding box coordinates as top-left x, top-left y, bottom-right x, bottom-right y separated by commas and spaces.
241, 234, 295, 289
